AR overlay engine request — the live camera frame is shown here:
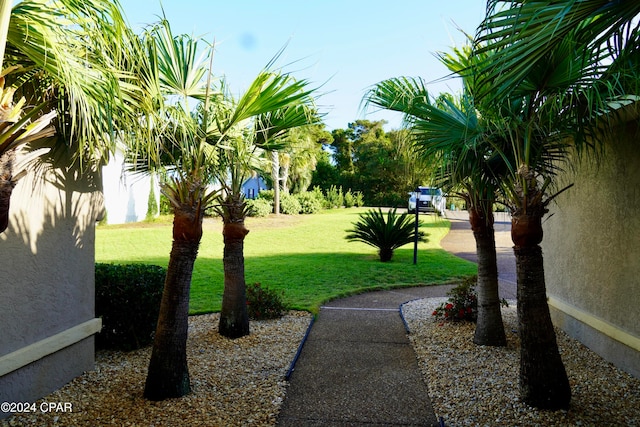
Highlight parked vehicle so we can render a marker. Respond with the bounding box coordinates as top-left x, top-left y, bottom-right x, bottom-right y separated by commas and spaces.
408, 187, 446, 215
